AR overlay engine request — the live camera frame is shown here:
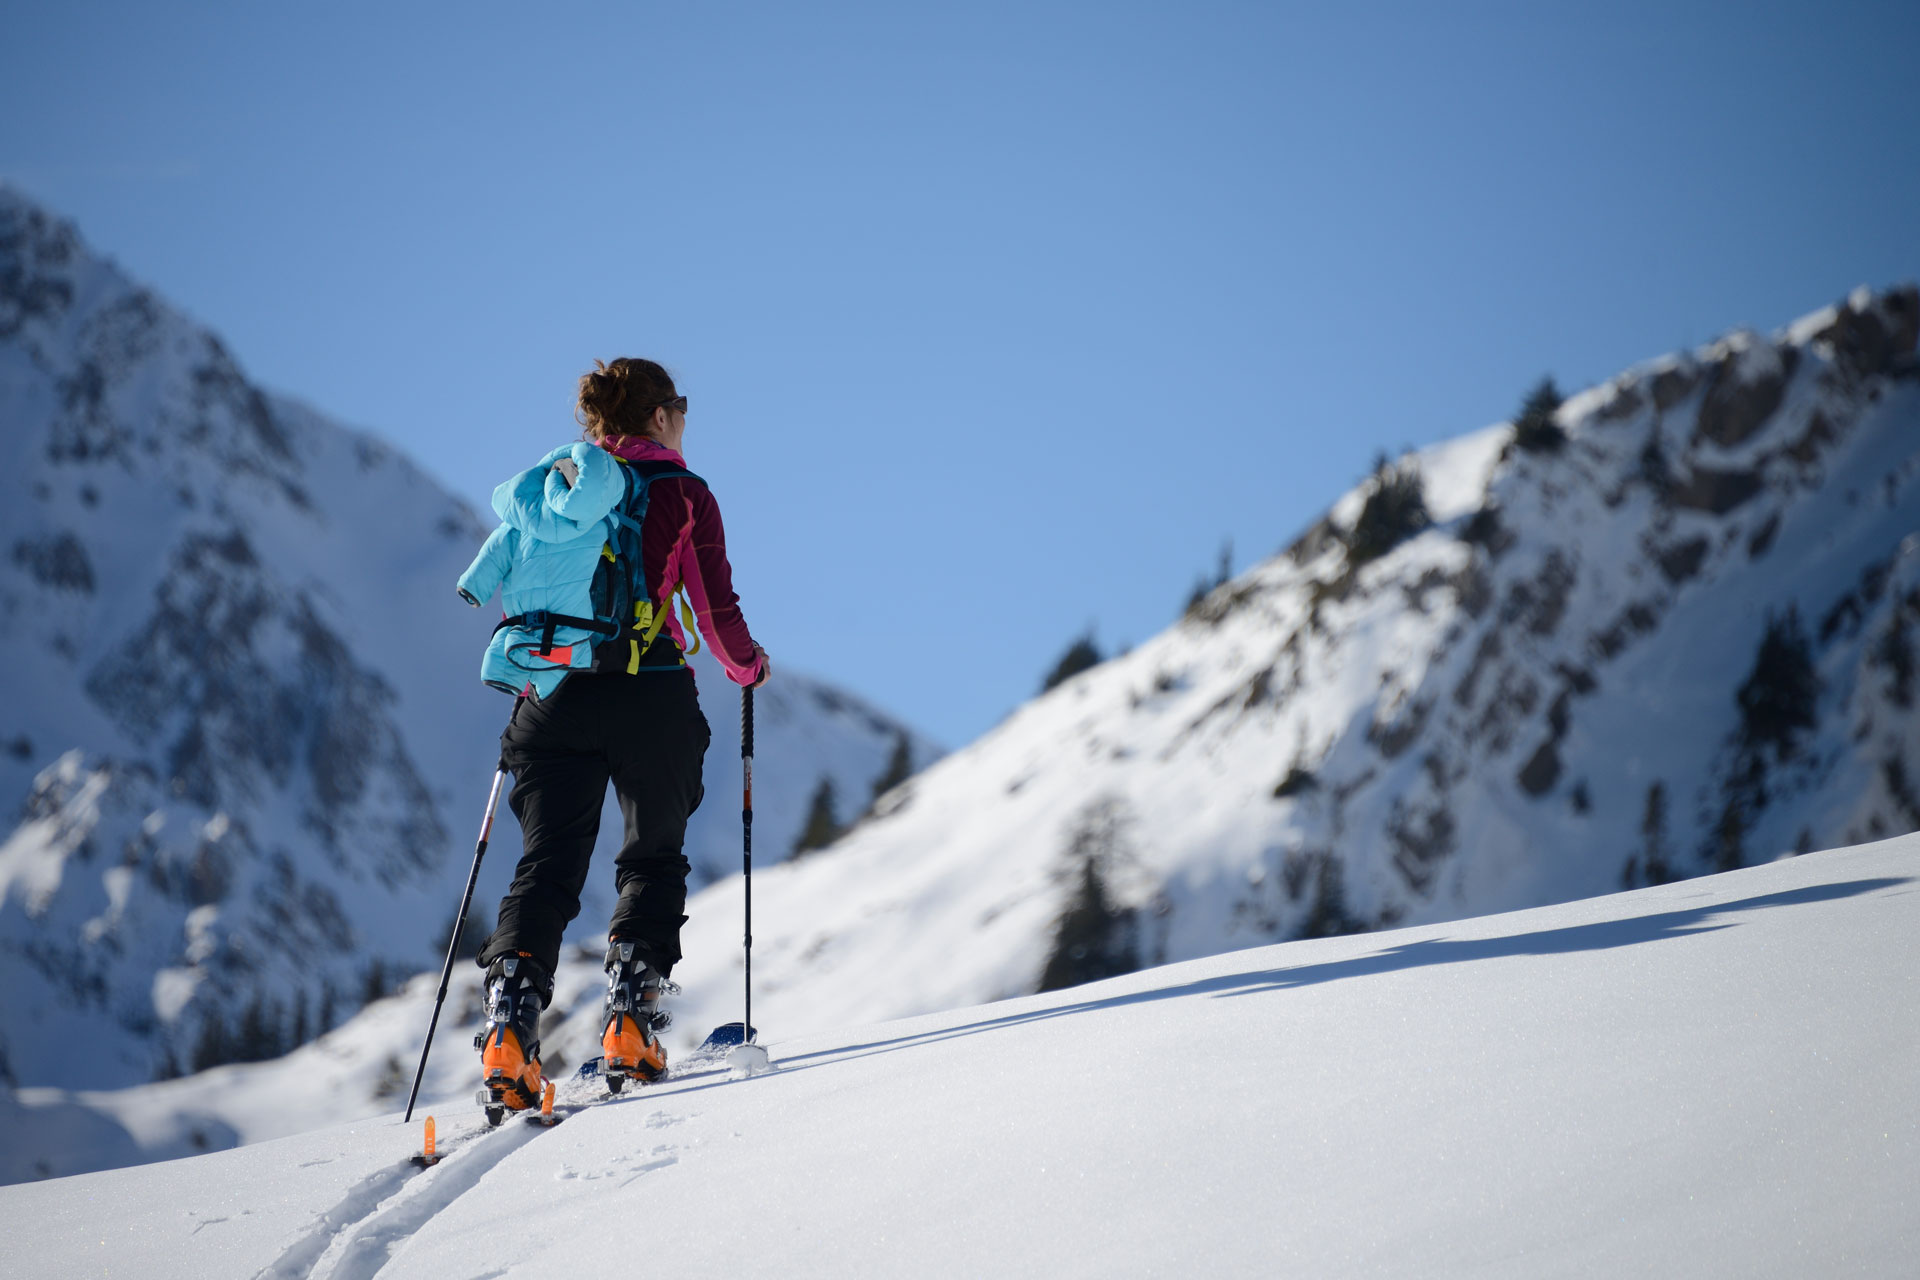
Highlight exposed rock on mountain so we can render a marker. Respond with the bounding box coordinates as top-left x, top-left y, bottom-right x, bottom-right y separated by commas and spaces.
0, 188, 937, 1094
635, 283, 1920, 1054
